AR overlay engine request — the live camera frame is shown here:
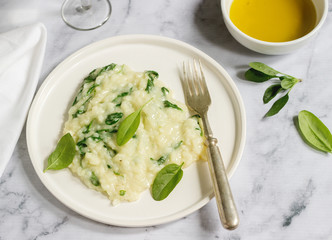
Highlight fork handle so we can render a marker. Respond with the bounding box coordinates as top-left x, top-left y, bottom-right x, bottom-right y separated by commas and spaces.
202, 115, 239, 230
